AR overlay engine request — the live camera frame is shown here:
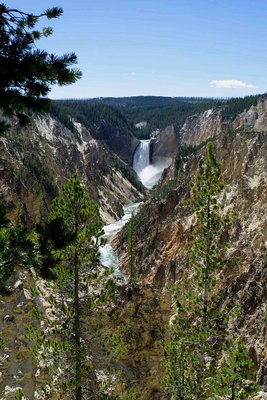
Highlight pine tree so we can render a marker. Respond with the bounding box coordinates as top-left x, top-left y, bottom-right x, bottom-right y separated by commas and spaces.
0, 4, 81, 130
213, 339, 257, 400
163, 143, 257, 399
27, 175, 116, 399
188, 142, 226, 398
0, 203, 36, 290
